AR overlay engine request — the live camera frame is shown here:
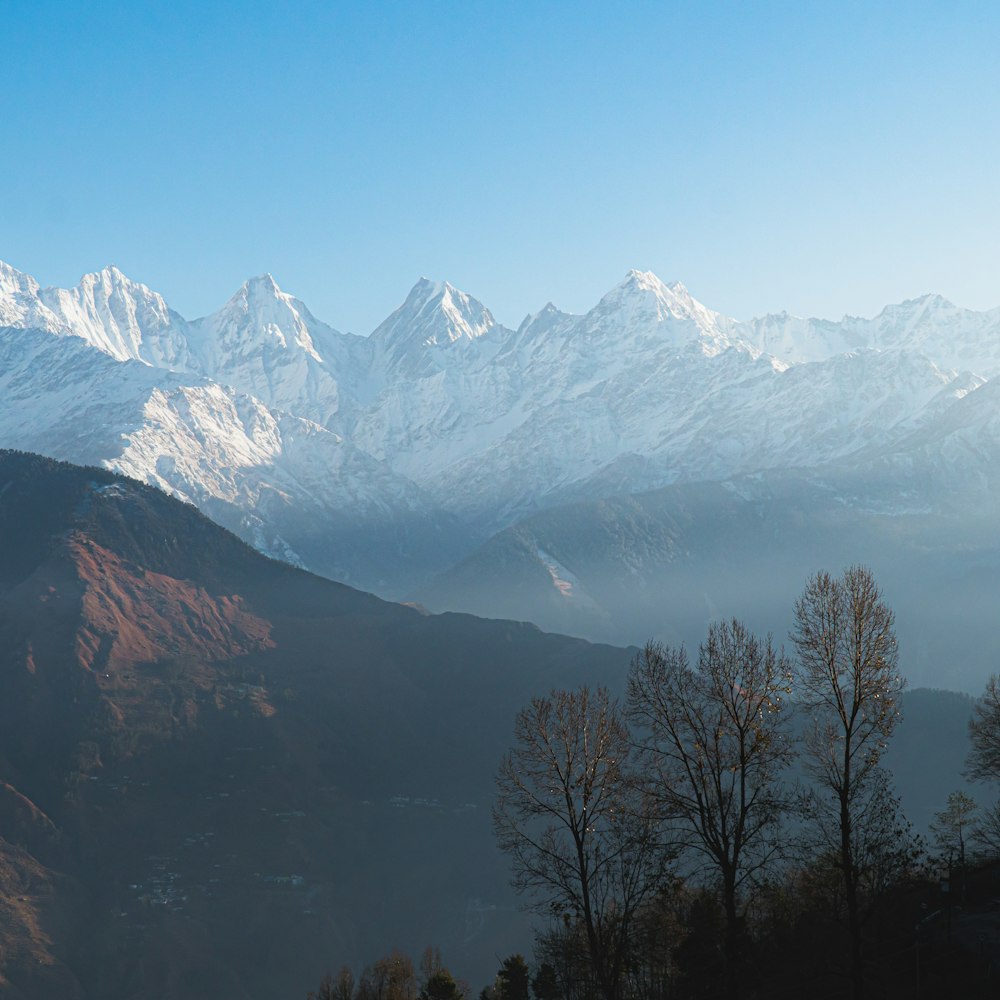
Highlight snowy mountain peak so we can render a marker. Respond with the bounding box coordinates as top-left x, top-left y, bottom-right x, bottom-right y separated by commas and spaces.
0, 260, 41, 297
0, 260, 59, 332
33, 264, 181, 364
75, 263, 167, 307
218, 273, 308, 322
736, 291, 1000, 371
516, 302, 578, 341
400, 277, 494, 345
194, 274, 331, 364
370, 278, 501, 374
519, 301, 563, 328
88, 263, 128, 284
903, 292, 953, 308
616, 268, 671, 302
875, 292, 957, 323
609, 270, 703, 320
240, 272, 284, 299
579, 270, 736, 355
411, 275, 446, 296
218, 273, 300, 319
